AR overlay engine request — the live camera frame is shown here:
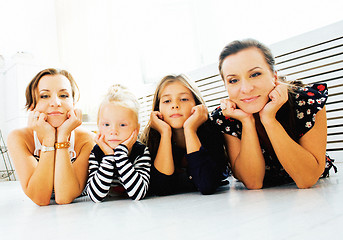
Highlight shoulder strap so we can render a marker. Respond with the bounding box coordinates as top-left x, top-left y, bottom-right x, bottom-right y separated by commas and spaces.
33, 131, 41, 156
69, 130, 76, 159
